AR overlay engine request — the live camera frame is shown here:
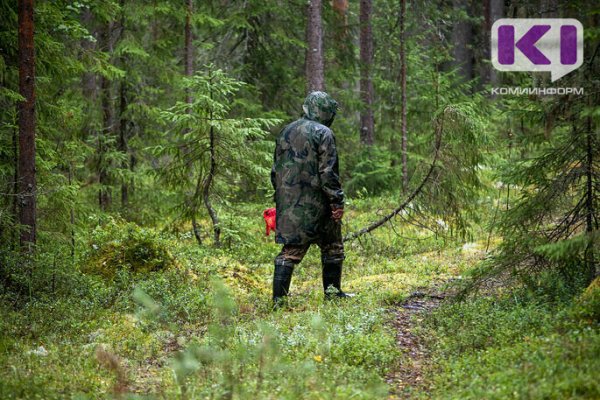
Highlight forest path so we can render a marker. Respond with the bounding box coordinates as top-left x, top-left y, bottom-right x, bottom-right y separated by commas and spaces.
386, 284, 449, 399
